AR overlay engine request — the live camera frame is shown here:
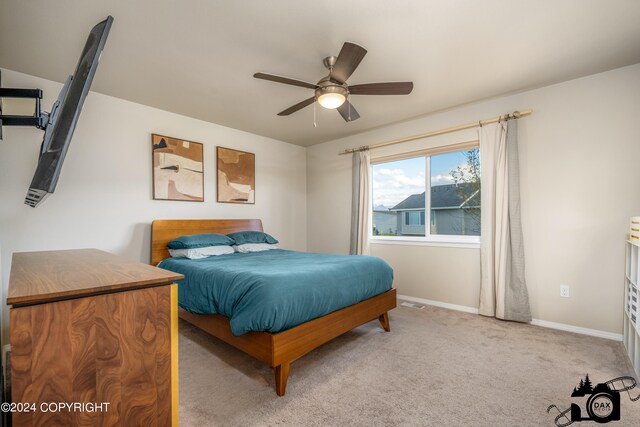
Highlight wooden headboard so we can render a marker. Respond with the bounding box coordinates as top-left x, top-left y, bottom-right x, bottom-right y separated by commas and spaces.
150, 219, 263, 265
